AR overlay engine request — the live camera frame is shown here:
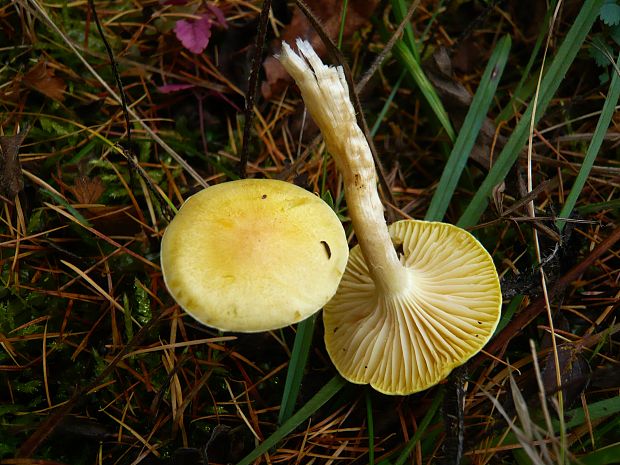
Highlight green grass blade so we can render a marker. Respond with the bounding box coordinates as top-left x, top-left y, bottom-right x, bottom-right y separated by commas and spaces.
556, 52, 620, 231
391, 0, 419, 60
493, 295, 523, 337
393, 390, 444, 465
371, 71, 406, 137
388, 0, 455, 141
492, 395, 620, 452
40, 189, 92, 227
337, 0, 348, 48
562, 395, 620, 430
394, 41, 455, 142
420, 0, 446, 45
577, 198, 620, 215
425, 35, 511, 222
278, 315, 316, 425
580, 443, 620, 465
237, 375, 346, 465
457, 0, 605, 229
277, 69, 406, 427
